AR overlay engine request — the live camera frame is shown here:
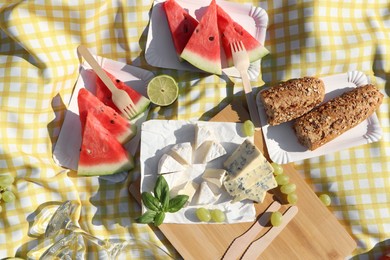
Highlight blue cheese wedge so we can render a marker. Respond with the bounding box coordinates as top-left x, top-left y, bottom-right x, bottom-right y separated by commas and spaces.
230, 173, 277, 203
224, 165, 273, 196
223, 139, 270, 178
194, 123, 216, 149
158, 154, 186, 174
170, 142, 193, 165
